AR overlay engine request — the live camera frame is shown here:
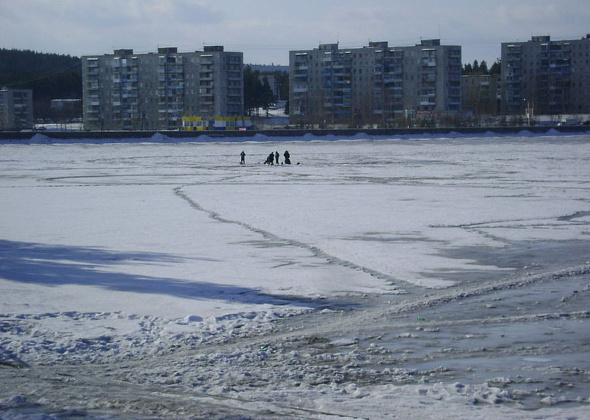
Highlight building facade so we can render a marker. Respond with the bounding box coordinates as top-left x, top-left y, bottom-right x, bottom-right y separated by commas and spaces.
0, 88, 34, 131
461, 73, 501, 120
289, 40, 461, 128
502, 34, 590, 116
82, 46, 244, 131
